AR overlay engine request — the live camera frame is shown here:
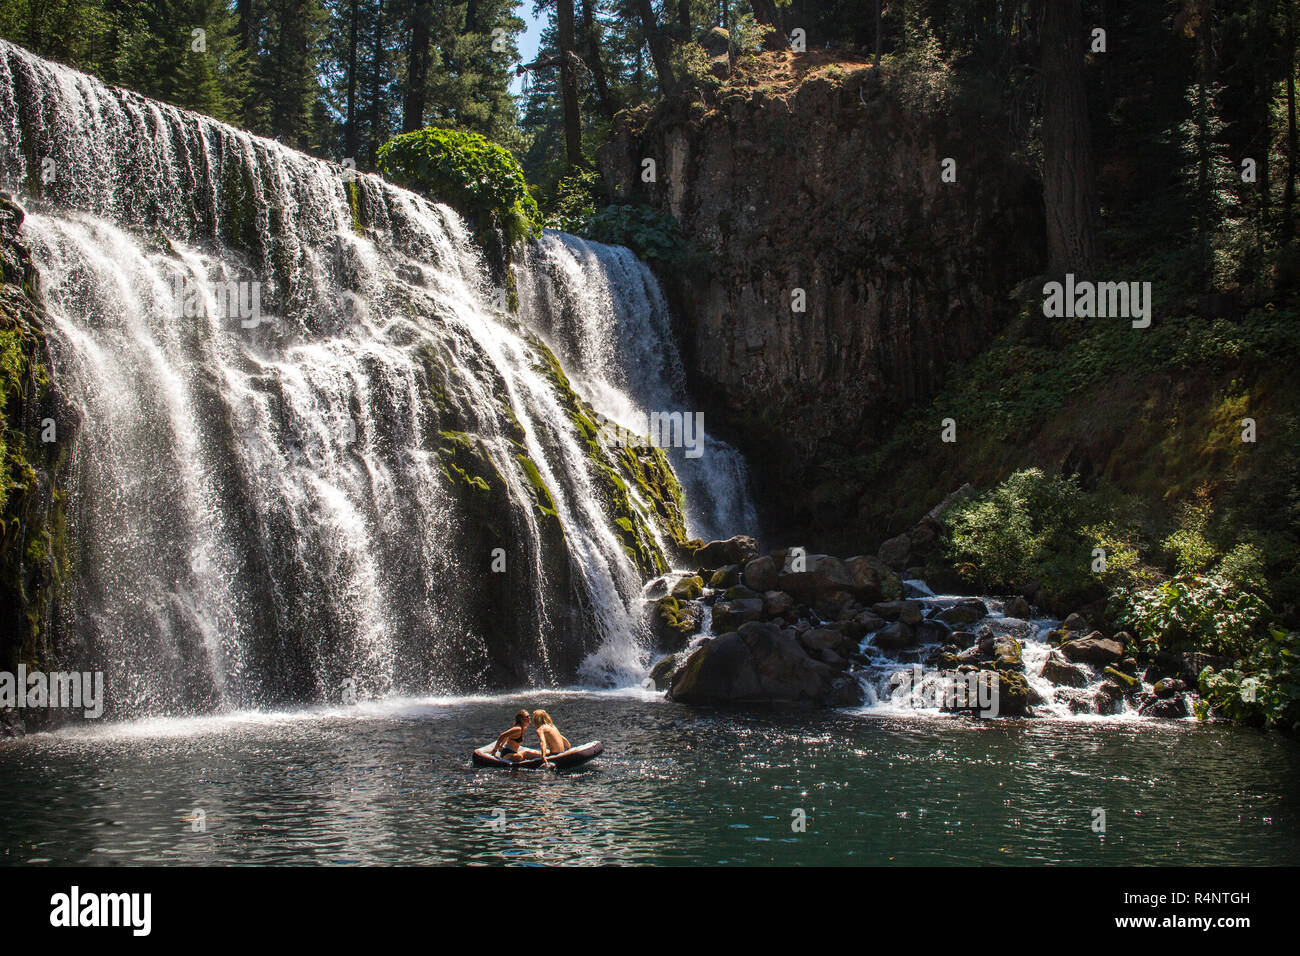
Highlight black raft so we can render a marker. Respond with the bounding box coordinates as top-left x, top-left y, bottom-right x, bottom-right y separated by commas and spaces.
472, 740, 604, 769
